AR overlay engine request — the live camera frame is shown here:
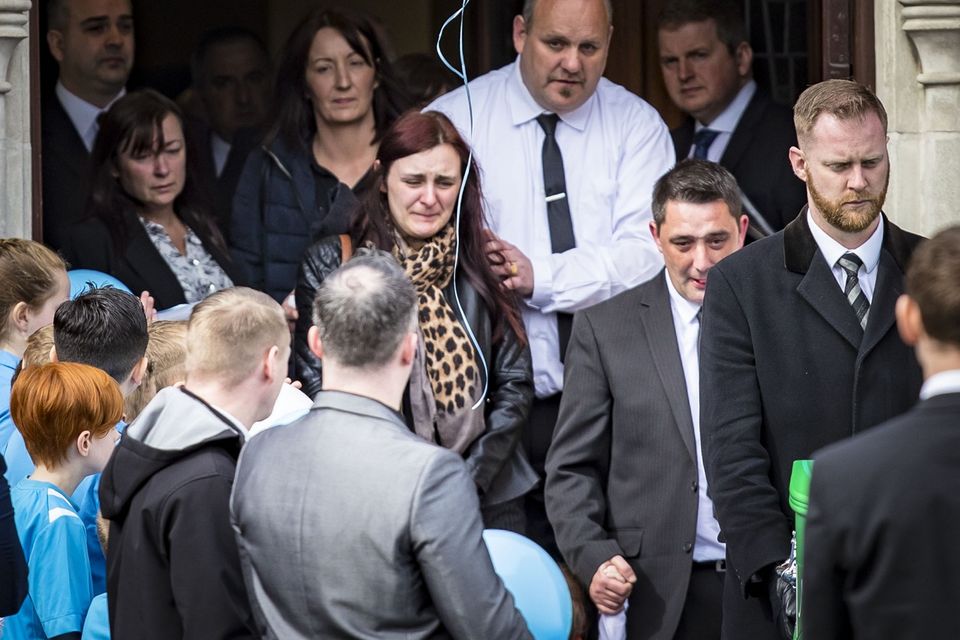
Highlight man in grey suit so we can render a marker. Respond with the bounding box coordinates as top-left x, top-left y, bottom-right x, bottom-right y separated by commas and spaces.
231, 252, 531, 640
545, 159, 748, 639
